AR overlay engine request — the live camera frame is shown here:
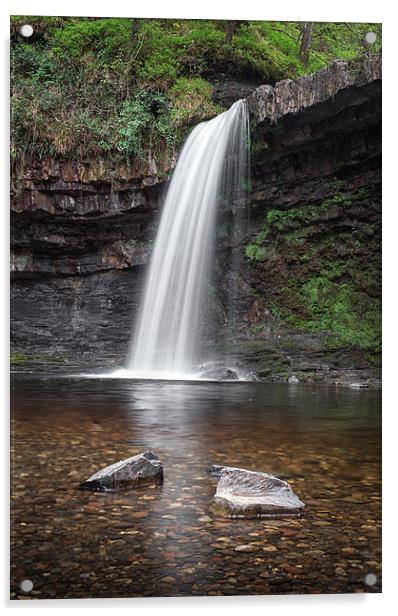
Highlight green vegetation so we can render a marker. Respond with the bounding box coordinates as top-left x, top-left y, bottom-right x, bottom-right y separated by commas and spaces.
274, 263, 381, 352
10, 352, 67, 365
250, 322, 266, 335
245, 188, 374, 261
267, 279, 381, 352
245, 243, 267, 262
245, 228, 270, 261
245, 187, 381, 351
281, 270, 381, 352
10, 352, 30, 365
116, 90, 174, 158
11, 16, 381, 161
169, 77, 223, 130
